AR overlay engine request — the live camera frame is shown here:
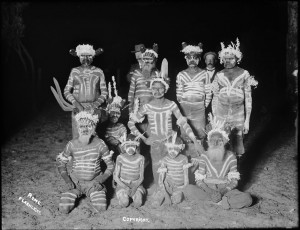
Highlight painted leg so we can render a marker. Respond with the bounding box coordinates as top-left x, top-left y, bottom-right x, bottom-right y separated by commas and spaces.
90, 190, 107, 212
151, 190, 165, 207
59, 191, 78, 214
183, 184, 211, 202
132, 187, 144, 208
171, 190, 183, 204
116, 189, 130, 208
222, 189, 252, 209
